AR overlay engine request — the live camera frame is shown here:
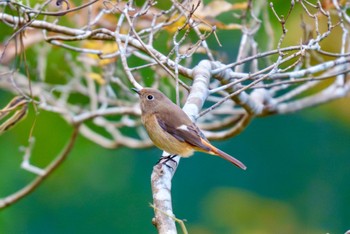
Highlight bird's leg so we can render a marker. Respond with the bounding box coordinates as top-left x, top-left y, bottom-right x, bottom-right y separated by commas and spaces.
156, 154, 178, 169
